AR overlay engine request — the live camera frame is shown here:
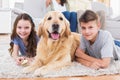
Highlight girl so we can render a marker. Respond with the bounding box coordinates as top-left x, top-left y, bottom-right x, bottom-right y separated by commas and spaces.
9, 13, 39, 66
